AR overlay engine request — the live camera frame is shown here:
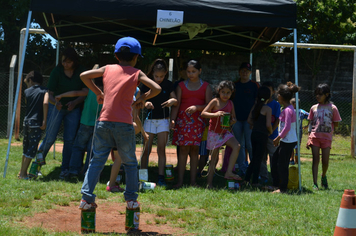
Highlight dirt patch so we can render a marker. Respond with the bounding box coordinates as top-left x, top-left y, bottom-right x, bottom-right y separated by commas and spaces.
21, 200, 187, 235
